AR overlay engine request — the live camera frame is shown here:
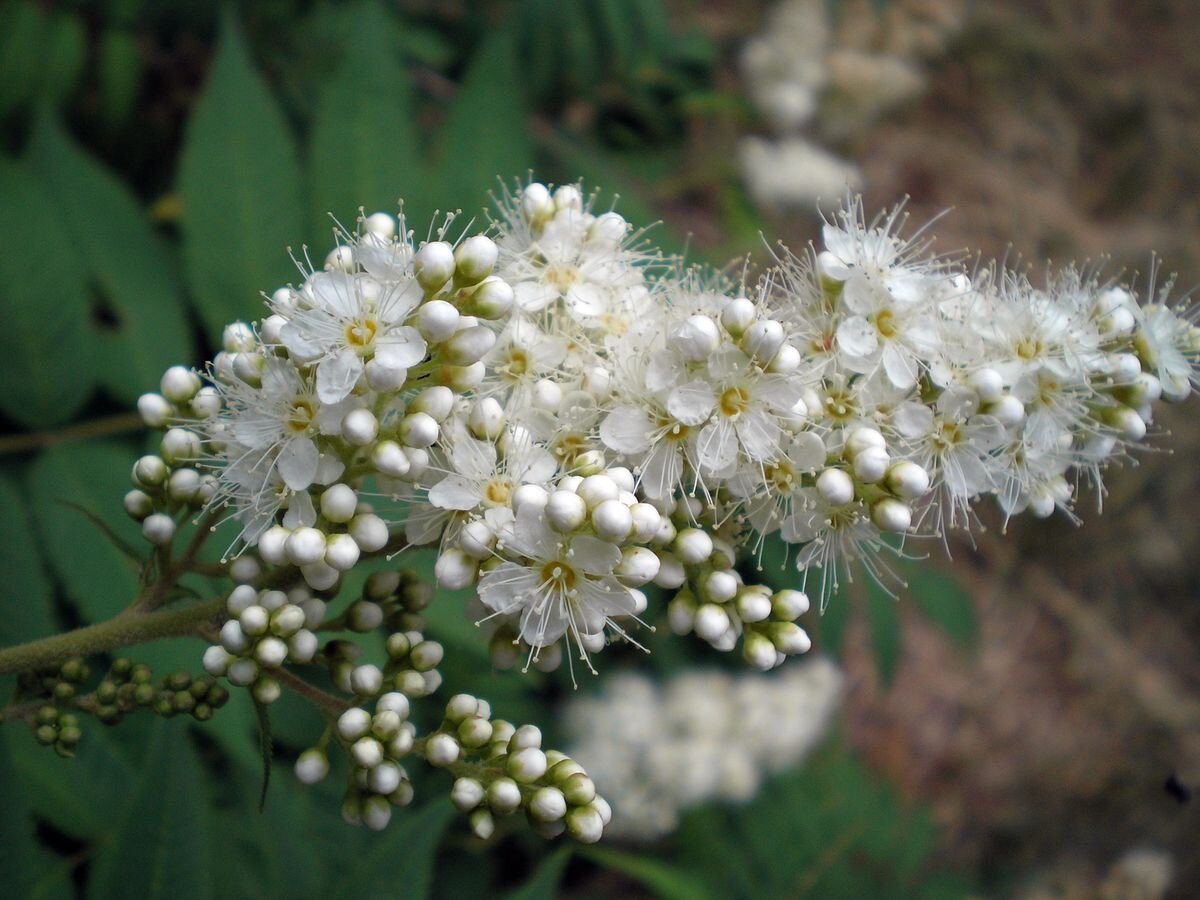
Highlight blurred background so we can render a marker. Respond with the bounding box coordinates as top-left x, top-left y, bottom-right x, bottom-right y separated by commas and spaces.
1, 0, 1199, 897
